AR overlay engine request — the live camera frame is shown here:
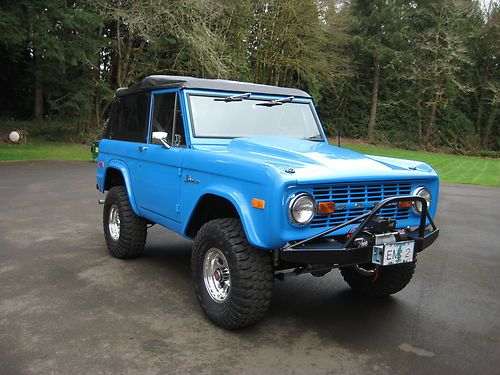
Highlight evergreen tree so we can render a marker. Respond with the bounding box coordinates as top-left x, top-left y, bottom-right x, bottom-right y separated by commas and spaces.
0, 0, 102, 121
0, 0, 497, 151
